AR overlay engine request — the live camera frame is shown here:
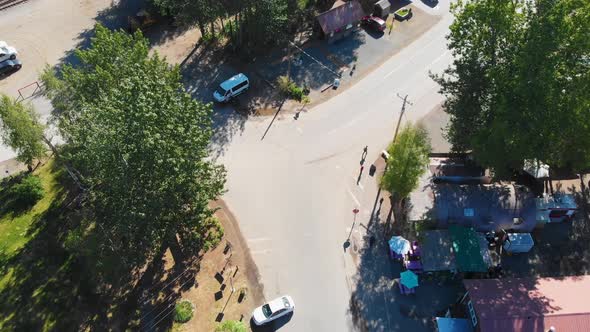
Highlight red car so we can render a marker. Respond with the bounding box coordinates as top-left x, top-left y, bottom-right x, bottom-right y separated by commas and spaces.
361, 16, 386, 32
